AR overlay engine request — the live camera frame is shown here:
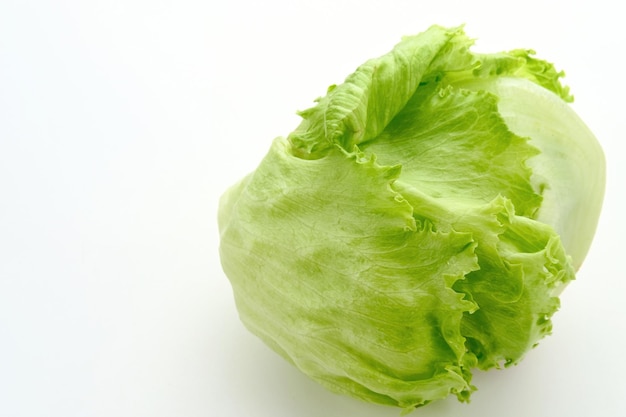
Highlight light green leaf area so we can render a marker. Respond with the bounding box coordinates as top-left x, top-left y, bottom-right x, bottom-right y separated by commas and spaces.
220, 139, 479, 408
361, 83, 541, 218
